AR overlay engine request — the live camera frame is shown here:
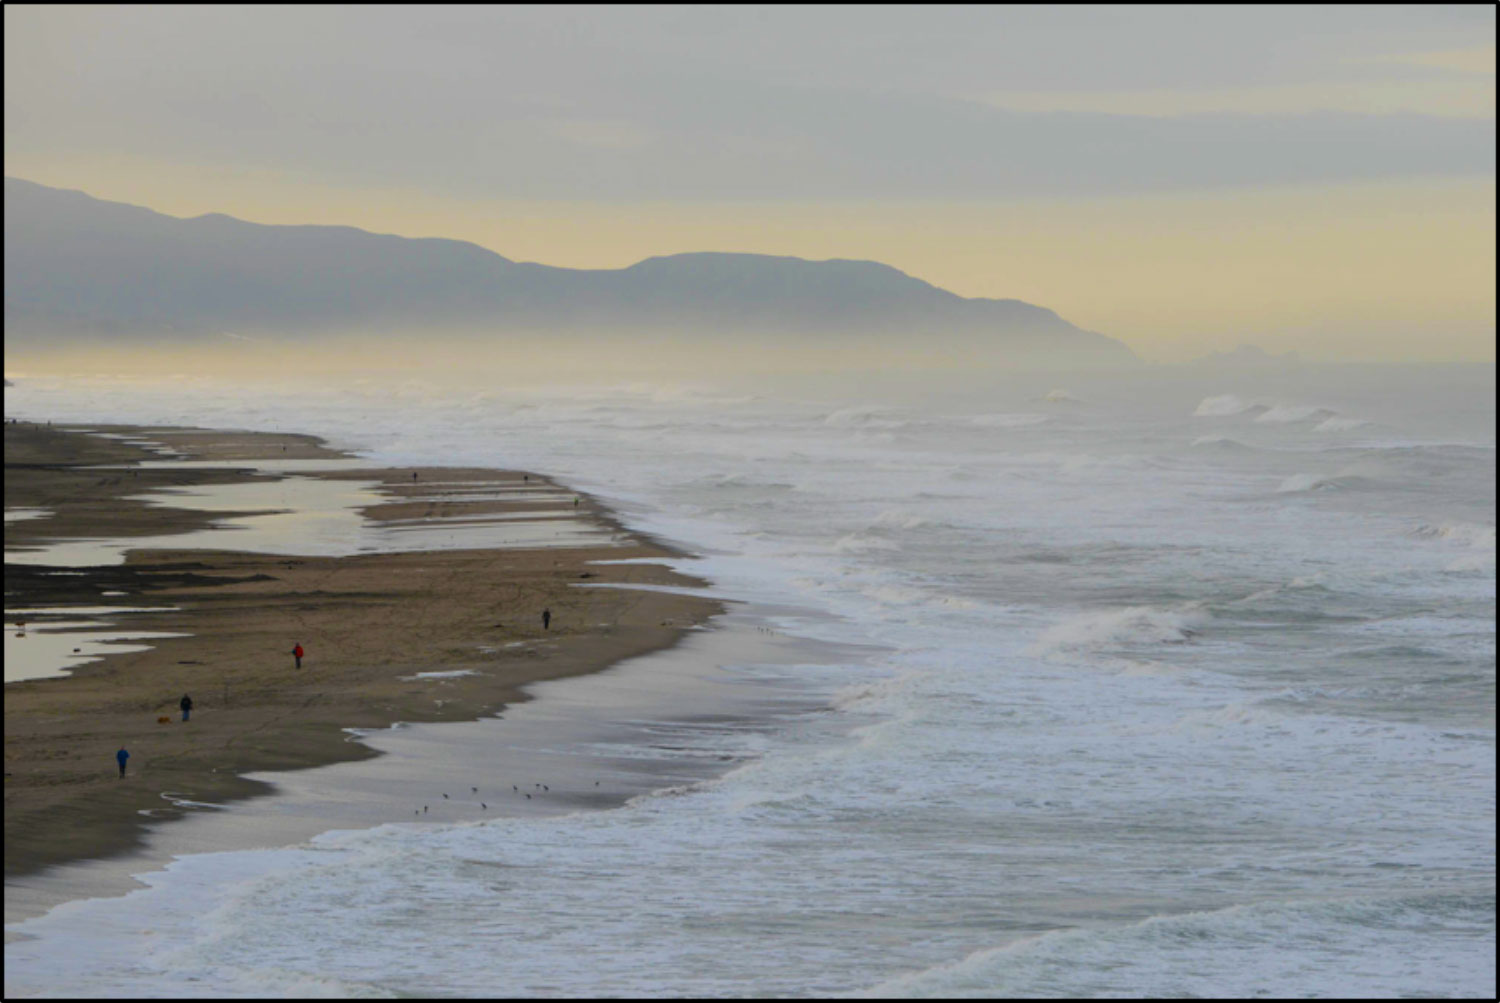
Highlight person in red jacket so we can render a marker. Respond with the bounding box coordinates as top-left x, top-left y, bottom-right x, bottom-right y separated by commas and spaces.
292, 643, 304, 669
